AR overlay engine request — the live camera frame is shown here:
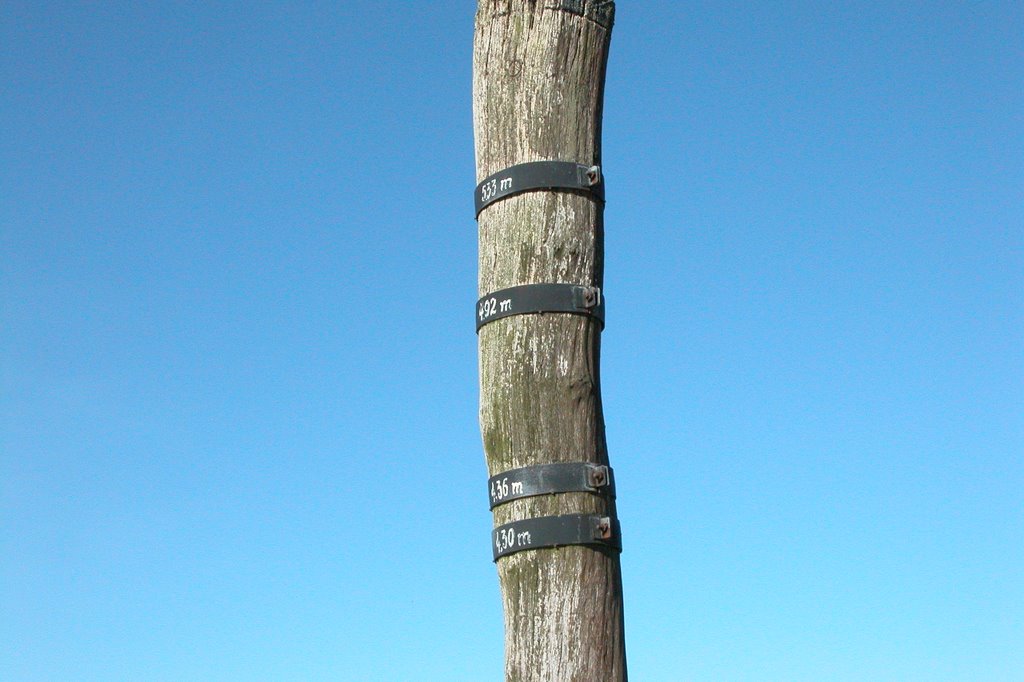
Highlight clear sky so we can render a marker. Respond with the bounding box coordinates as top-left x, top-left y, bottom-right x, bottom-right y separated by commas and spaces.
2, 2, 1021, 680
